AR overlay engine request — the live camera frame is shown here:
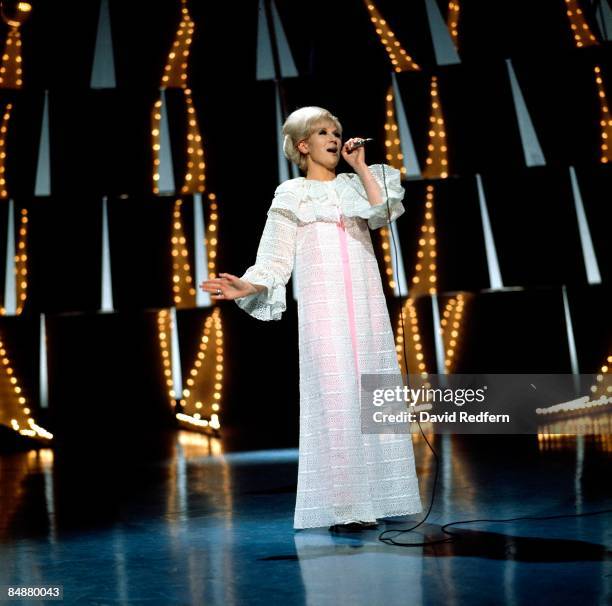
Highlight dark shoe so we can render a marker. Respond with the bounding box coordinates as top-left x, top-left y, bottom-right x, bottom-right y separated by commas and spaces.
328, 520, 379, 532
328, 522, 364, 532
